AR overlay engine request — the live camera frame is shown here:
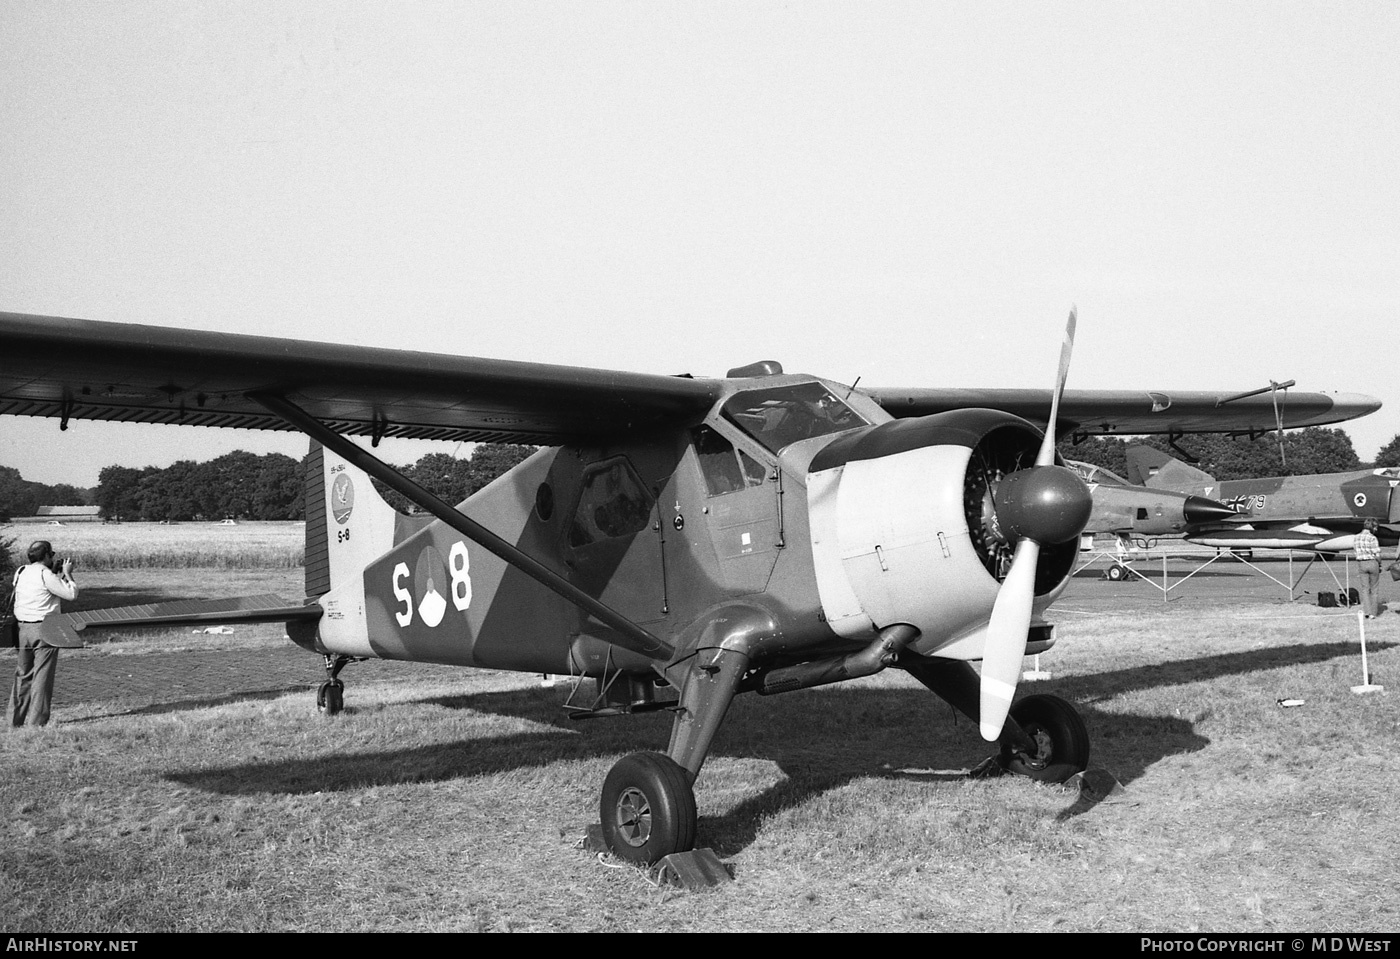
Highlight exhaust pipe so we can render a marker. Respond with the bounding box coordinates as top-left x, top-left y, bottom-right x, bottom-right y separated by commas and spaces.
755, 623, 919, 696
